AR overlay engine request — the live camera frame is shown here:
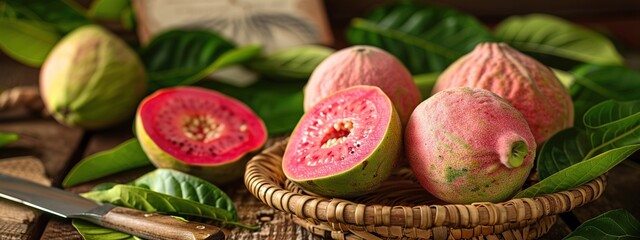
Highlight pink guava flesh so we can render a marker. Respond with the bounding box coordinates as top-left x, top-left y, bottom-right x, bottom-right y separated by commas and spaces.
138, 87, 267, 165
285, 86, 392, 180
